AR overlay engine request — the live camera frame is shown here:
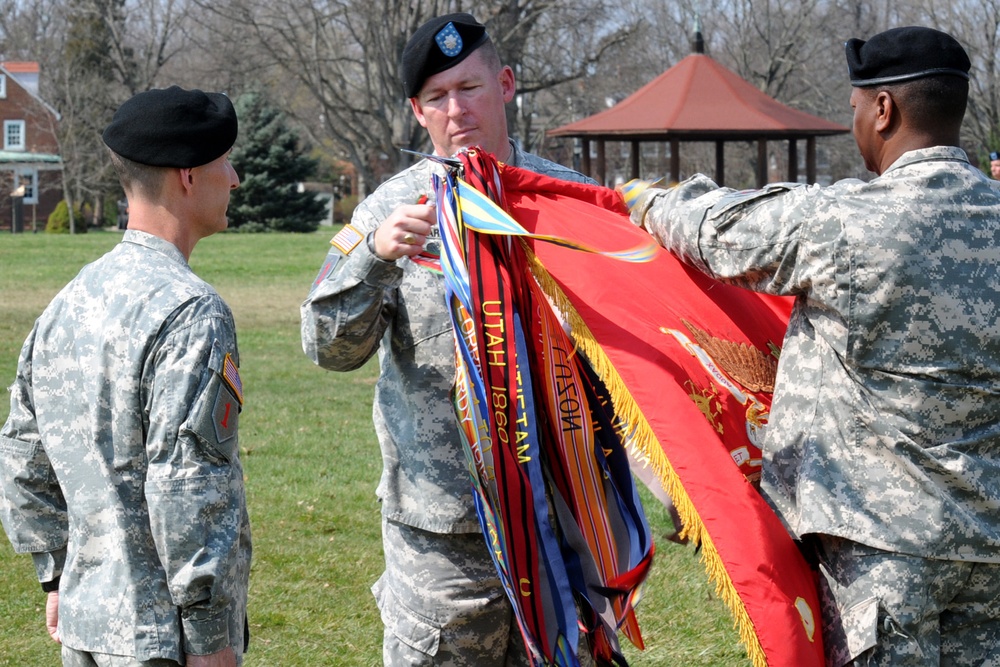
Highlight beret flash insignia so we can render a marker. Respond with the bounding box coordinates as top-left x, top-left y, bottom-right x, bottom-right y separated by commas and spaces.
435, 22, 463, 57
